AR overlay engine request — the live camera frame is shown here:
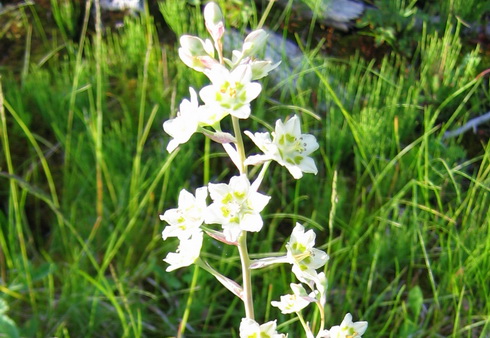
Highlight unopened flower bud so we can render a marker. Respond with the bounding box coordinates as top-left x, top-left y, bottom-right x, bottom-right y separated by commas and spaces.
204, 2, 225, 42
242, 29, 268, 57
178, 35, 217, 72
